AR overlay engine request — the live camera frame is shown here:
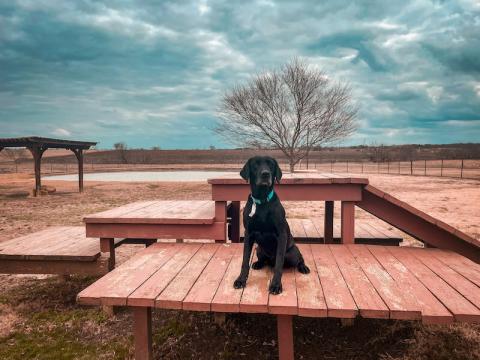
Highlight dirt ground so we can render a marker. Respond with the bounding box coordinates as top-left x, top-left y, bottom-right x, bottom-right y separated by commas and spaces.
0, 172, 479, 359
